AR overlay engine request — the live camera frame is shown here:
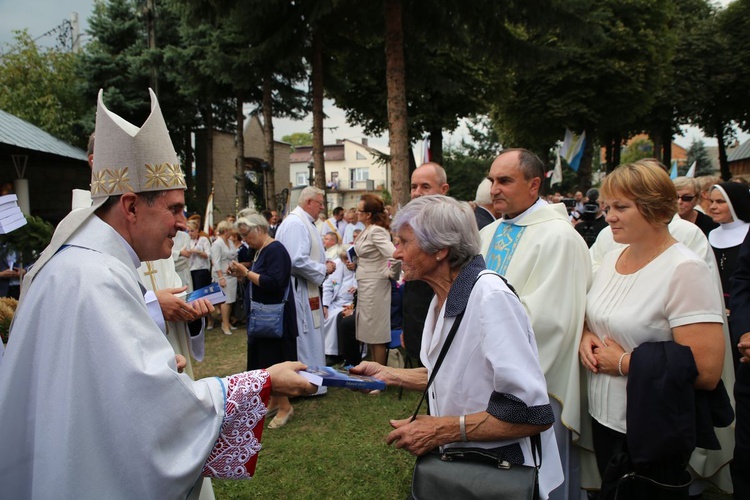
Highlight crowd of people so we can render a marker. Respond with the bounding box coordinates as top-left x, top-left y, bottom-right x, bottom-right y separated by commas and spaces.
1, 87, 749, 500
